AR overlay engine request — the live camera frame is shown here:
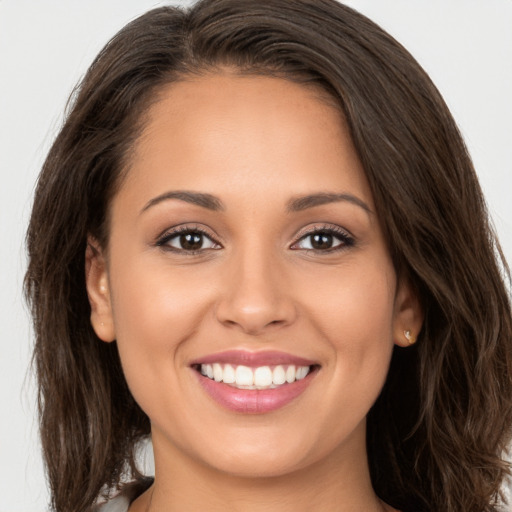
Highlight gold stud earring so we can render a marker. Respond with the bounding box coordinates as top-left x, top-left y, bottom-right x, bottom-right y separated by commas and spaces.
404, 330, 415, 345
